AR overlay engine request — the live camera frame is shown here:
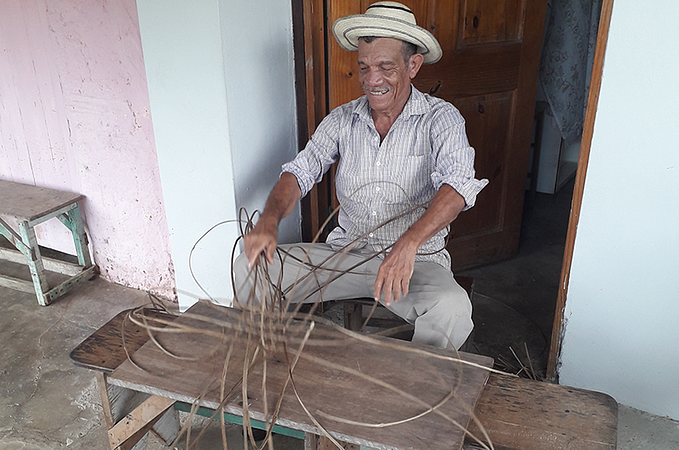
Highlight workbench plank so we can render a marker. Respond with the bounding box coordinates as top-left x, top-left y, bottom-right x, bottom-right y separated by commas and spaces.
109, 301, 494, 450
70, 309, 174, 373
71, 306, 618, 450
0, 179, 83, 222
467, 374, 617, 450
